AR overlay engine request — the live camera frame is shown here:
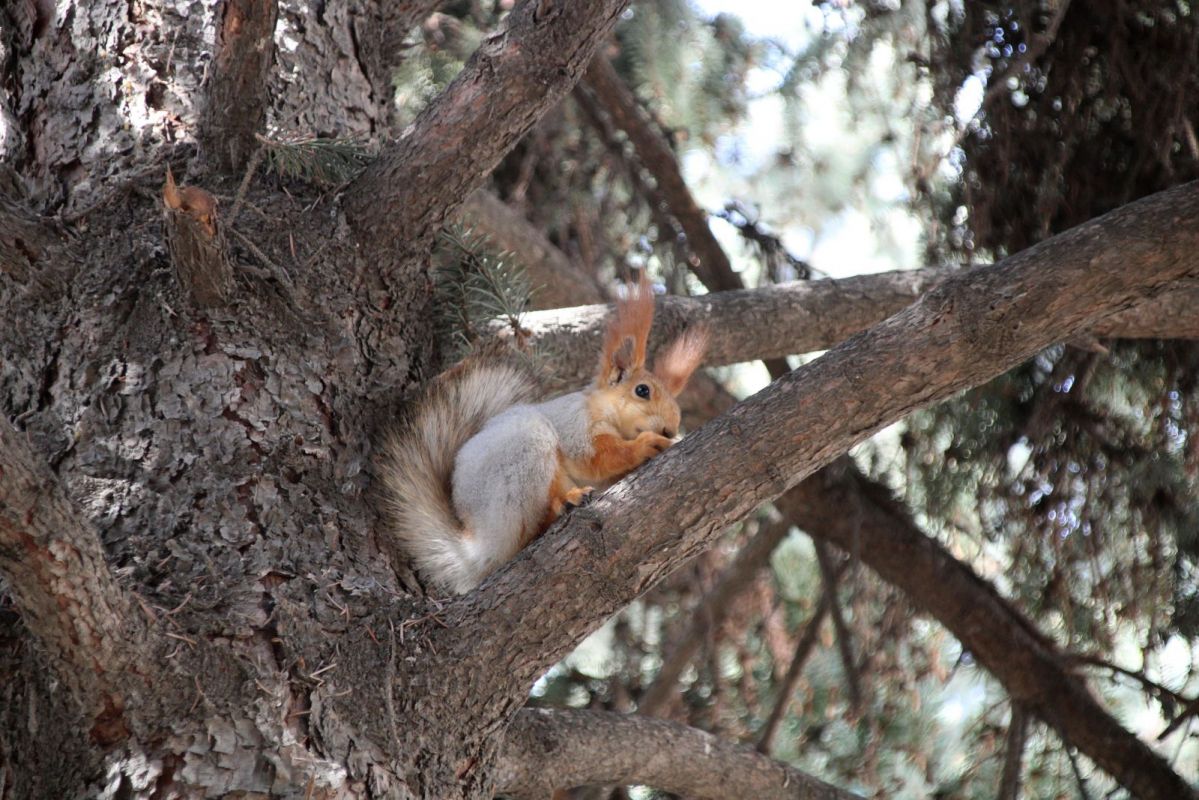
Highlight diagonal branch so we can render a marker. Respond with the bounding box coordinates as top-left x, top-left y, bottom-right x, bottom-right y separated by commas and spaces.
998, 704, 1030, 800
345, 0, 631, 264
0, 418, 145, 744
757, 586, 833, 755
776, 467, 1193, 800
814, 541, 861, 712
498, 708, 859, 800
436, 180, 1199, 800
580, 55, 741, 293
199, 0, 280, 172
682, 376, 1191, 795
